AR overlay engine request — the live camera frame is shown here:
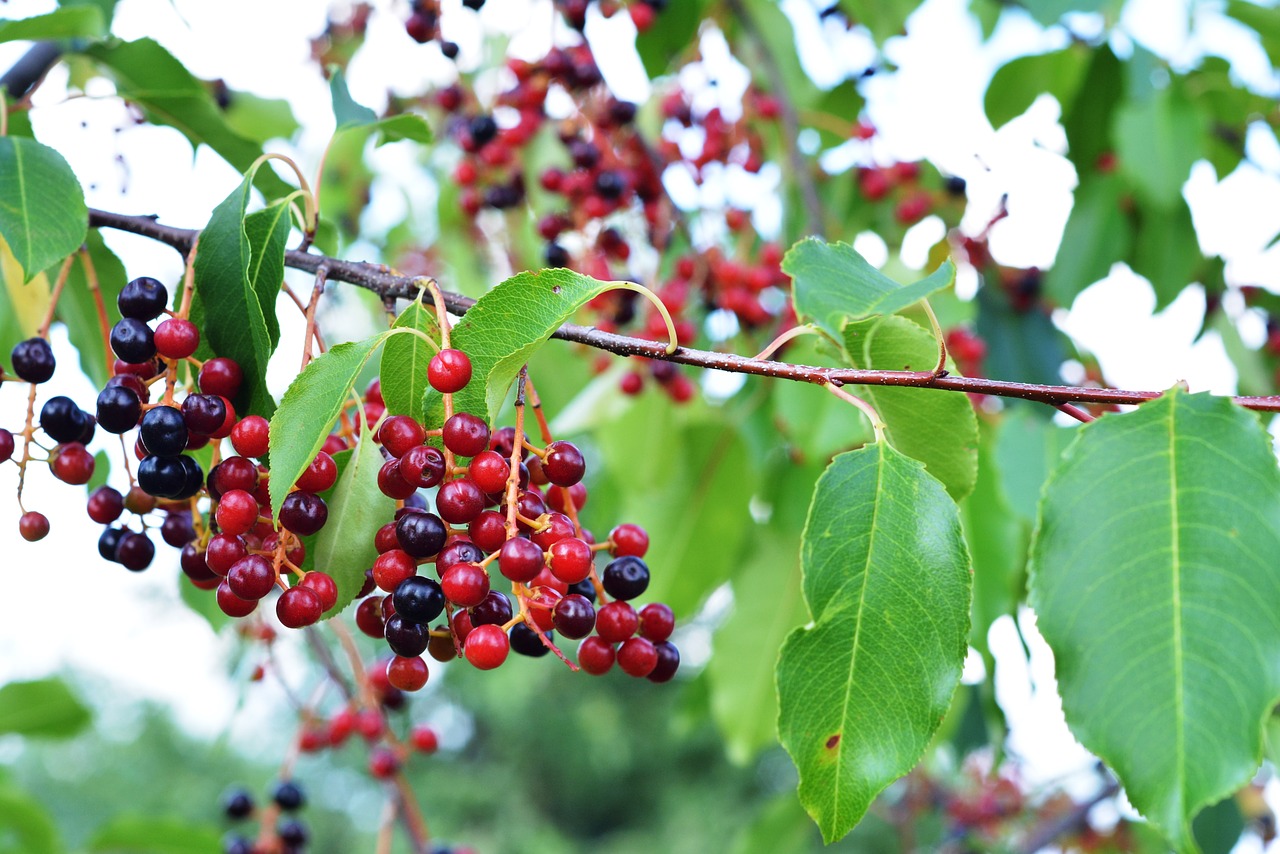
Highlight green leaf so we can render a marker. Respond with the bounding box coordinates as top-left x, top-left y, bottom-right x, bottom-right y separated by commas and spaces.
0, 6, 105, 42
82, 39, 293, 200
842, 315, 978, 500
242, 200, 292, 350
974, 283, 1070, 386
1130, 199, 1204, 311
837, 0, 918, 43
328, 67, 431, 144
636, 0, 706, 78
0, 784, 62, 854
0, 678, 91, 739
1192, 796, 1245, 854
88, 815, 221, 854
268, 333, 387, 522
993, 406, 1075, 524
1061, 45, 1124, 172
962, 424, 1027, 655
311, 437, 395, 618
53, 230, 124, 387
190, 178, 286, 418
86, 450, 110, 492
983, 46, 1090, 128
0, 137, 87, 284
0, 235, 51, 371
380, 299, 441, 423
784, 239, 956, 341
1028, 390, 1280, 850
429, 269, 619, 426
1046, 174, 1132, 306
734, 0, 820, 108
221, 90, 299, 146
1115, 88, 1207, 208
708, 462, 819, 763
778, 443, 971, 843
1021, 0, 1120, 26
